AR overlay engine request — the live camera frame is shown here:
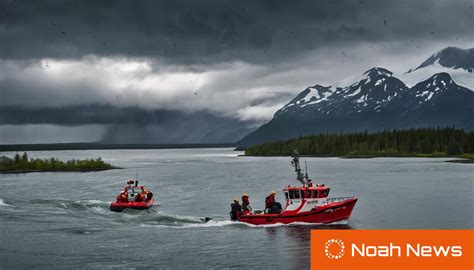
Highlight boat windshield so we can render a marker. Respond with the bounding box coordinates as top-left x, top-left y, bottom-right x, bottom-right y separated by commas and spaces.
288, 190, 301, 199
285, 188, 326, 199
